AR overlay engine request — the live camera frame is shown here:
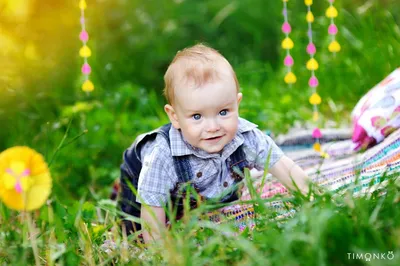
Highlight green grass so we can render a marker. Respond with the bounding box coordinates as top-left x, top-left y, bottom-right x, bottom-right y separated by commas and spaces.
1, 171, 399, 266
1, 1, 400, 265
